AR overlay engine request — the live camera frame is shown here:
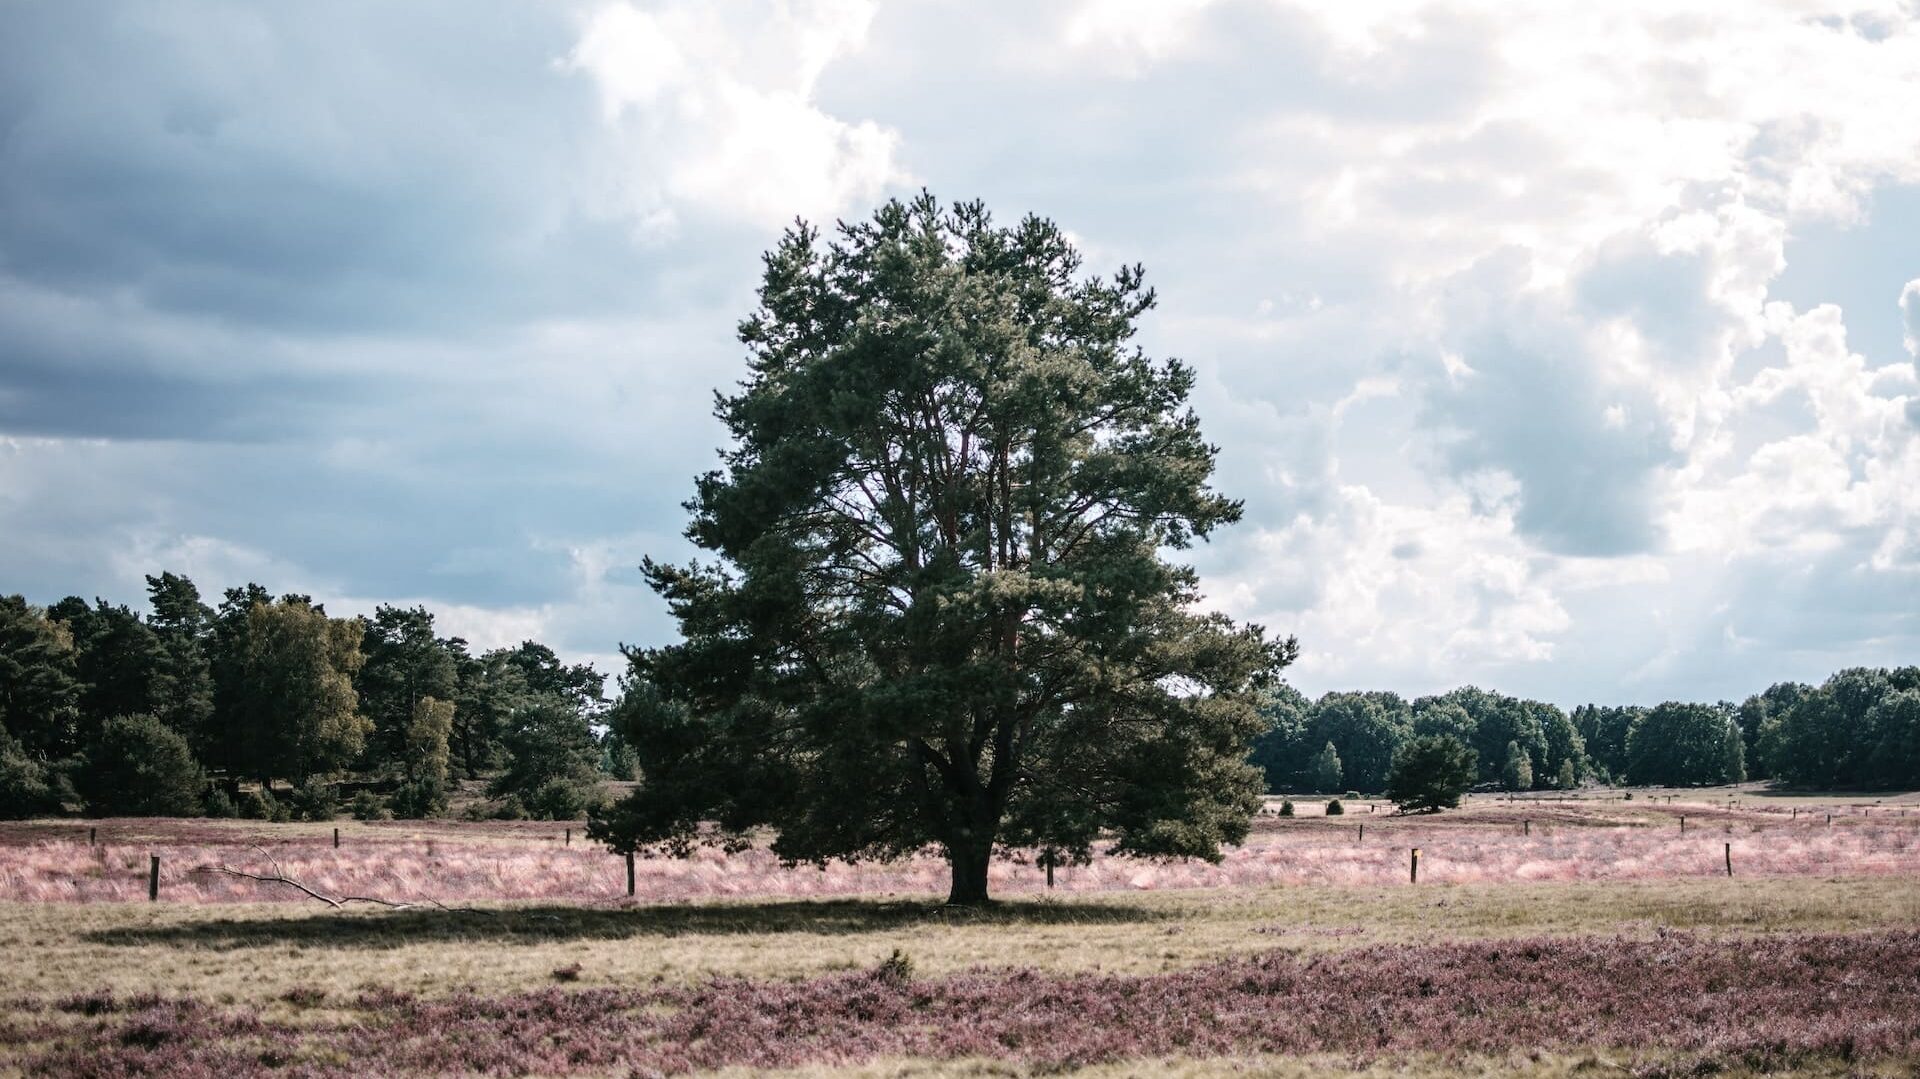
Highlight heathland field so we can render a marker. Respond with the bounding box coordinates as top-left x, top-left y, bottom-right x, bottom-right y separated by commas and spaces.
3, 789, 1920, 1077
